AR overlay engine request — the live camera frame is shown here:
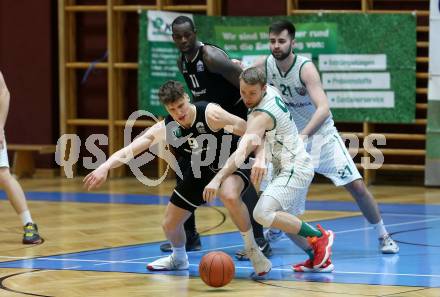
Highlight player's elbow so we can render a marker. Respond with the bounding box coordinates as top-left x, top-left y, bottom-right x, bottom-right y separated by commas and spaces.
318, 104, 330, 118
235, 120, 247, 136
